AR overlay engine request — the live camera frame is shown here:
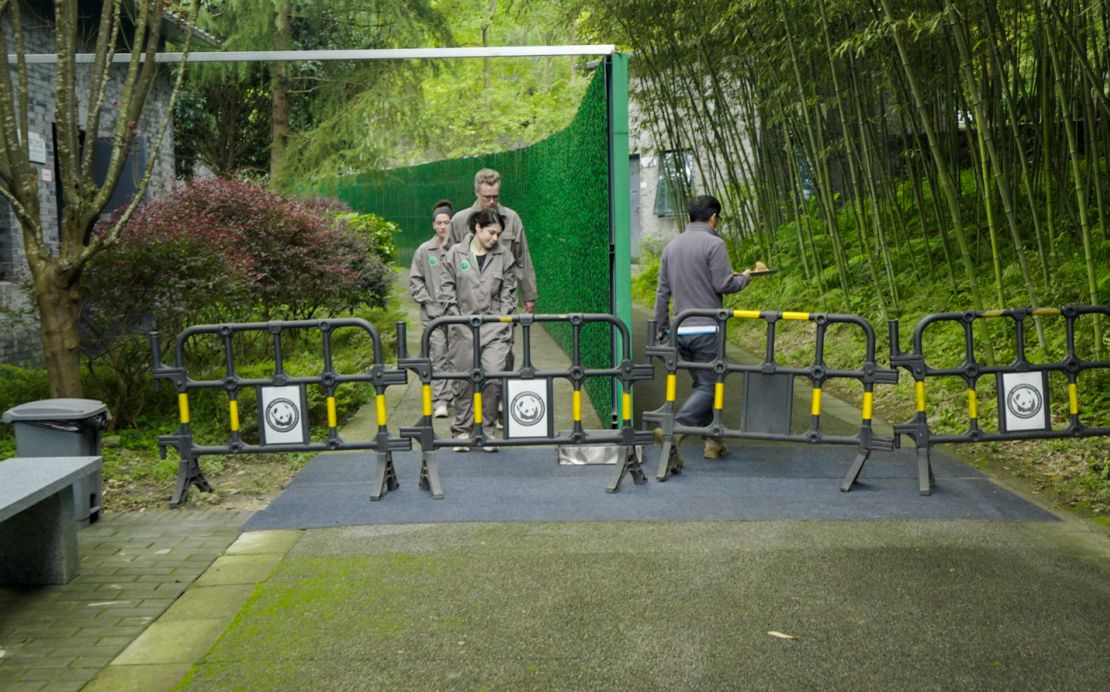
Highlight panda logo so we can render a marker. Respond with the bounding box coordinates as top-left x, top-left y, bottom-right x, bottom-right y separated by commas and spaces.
266, 398, 300, 433
1006, 384, 1042, 420
510, 391, 545, 427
